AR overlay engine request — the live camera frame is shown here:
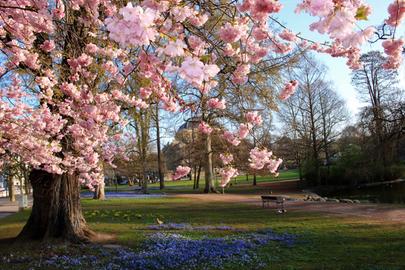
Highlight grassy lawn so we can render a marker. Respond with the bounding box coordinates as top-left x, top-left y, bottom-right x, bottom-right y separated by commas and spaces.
105, 169, 300, 194
1, 196, 405, 269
